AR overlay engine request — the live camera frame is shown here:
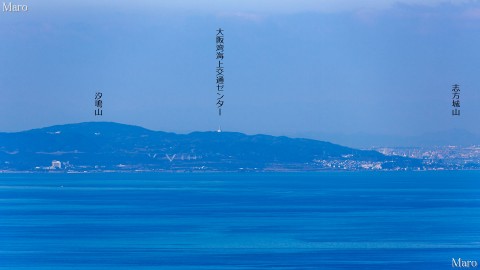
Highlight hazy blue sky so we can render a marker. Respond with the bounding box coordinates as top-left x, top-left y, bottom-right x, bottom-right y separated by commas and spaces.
1, 0, 479, 142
